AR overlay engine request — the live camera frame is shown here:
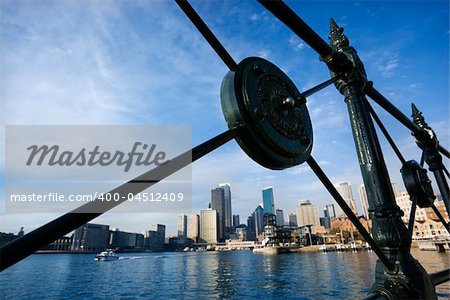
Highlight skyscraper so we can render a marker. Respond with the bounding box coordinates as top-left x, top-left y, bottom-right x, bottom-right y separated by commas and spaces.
325, 204, 336, 218
200, 209, 218, 244
247, 214, 256, 241
296, 200, 320, 233
333, 181, 357, 216
262, 187, 275, 215
187, 214, 200, 242
359, 184, 370, 219
177, 214, 187, 241
276, 209, 285, 226
218, 183, 232, 236
211, 187, 225, 241
253, 205, 265, 237
232, 214, 240, 228
211, 183, 232, 240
